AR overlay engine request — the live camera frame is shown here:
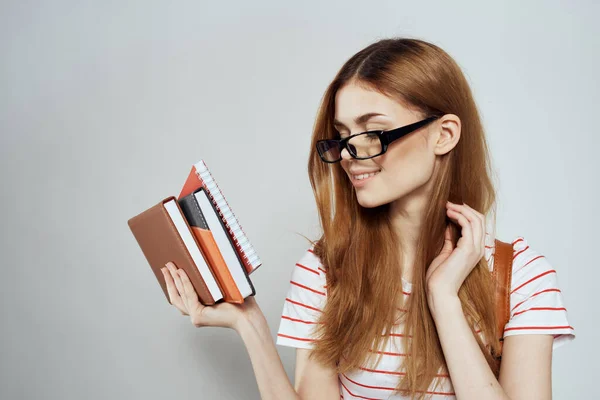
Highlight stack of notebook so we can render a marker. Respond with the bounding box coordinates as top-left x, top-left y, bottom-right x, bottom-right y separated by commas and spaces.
127, 160, 261, 305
